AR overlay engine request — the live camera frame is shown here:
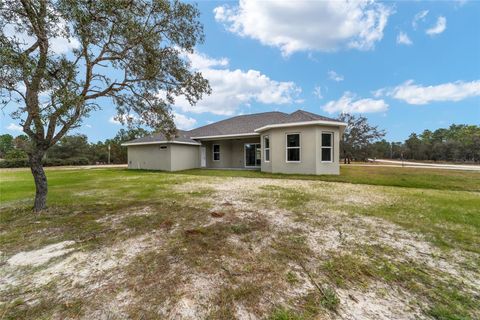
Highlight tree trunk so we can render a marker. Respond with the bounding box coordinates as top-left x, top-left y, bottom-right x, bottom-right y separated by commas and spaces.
29, 150, 48, 212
